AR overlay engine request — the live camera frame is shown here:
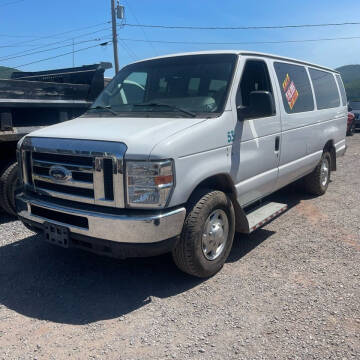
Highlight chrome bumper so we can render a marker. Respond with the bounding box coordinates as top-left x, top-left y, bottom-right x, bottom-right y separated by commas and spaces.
16, 193, 186, 244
